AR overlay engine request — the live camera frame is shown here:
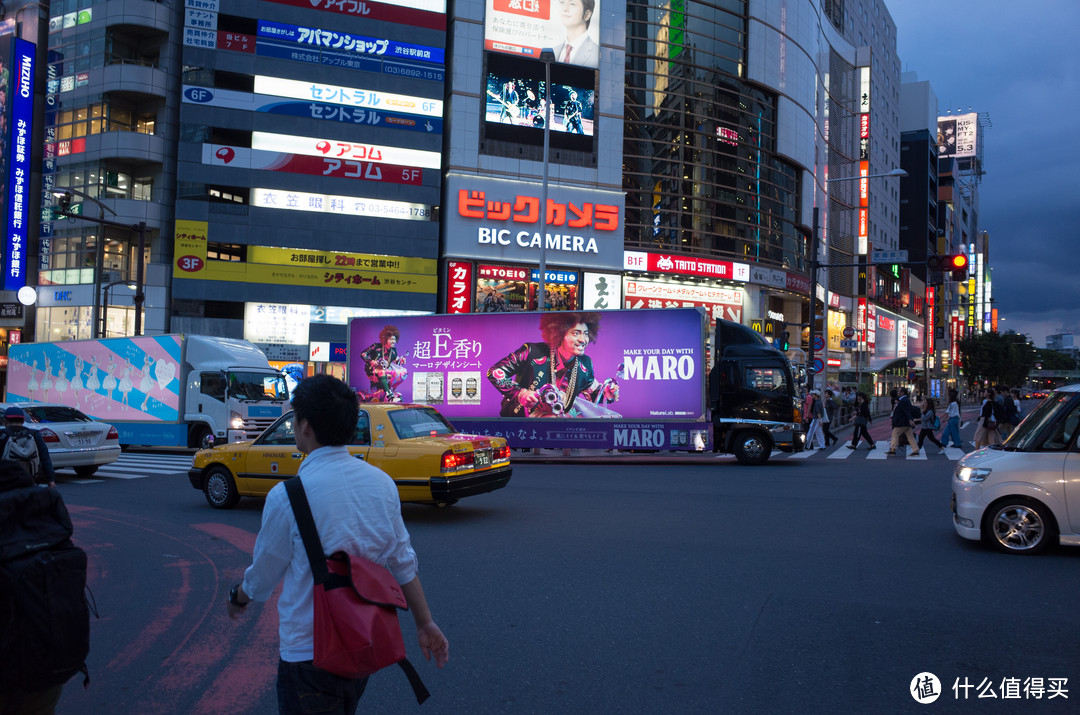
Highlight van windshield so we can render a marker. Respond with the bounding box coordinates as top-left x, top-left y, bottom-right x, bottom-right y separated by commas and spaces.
1003, 392, 1074, 451
228, 371, 289, 401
